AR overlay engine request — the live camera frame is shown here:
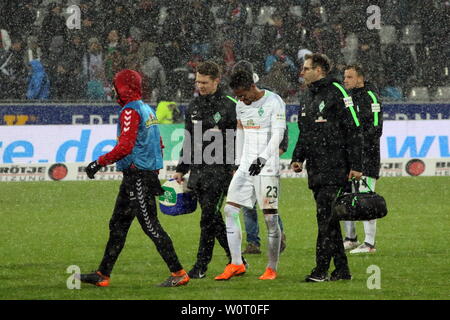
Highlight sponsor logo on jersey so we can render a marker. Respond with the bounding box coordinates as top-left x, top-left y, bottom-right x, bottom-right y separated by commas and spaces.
145, 113, 159, 127
244, 119, 260, 129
